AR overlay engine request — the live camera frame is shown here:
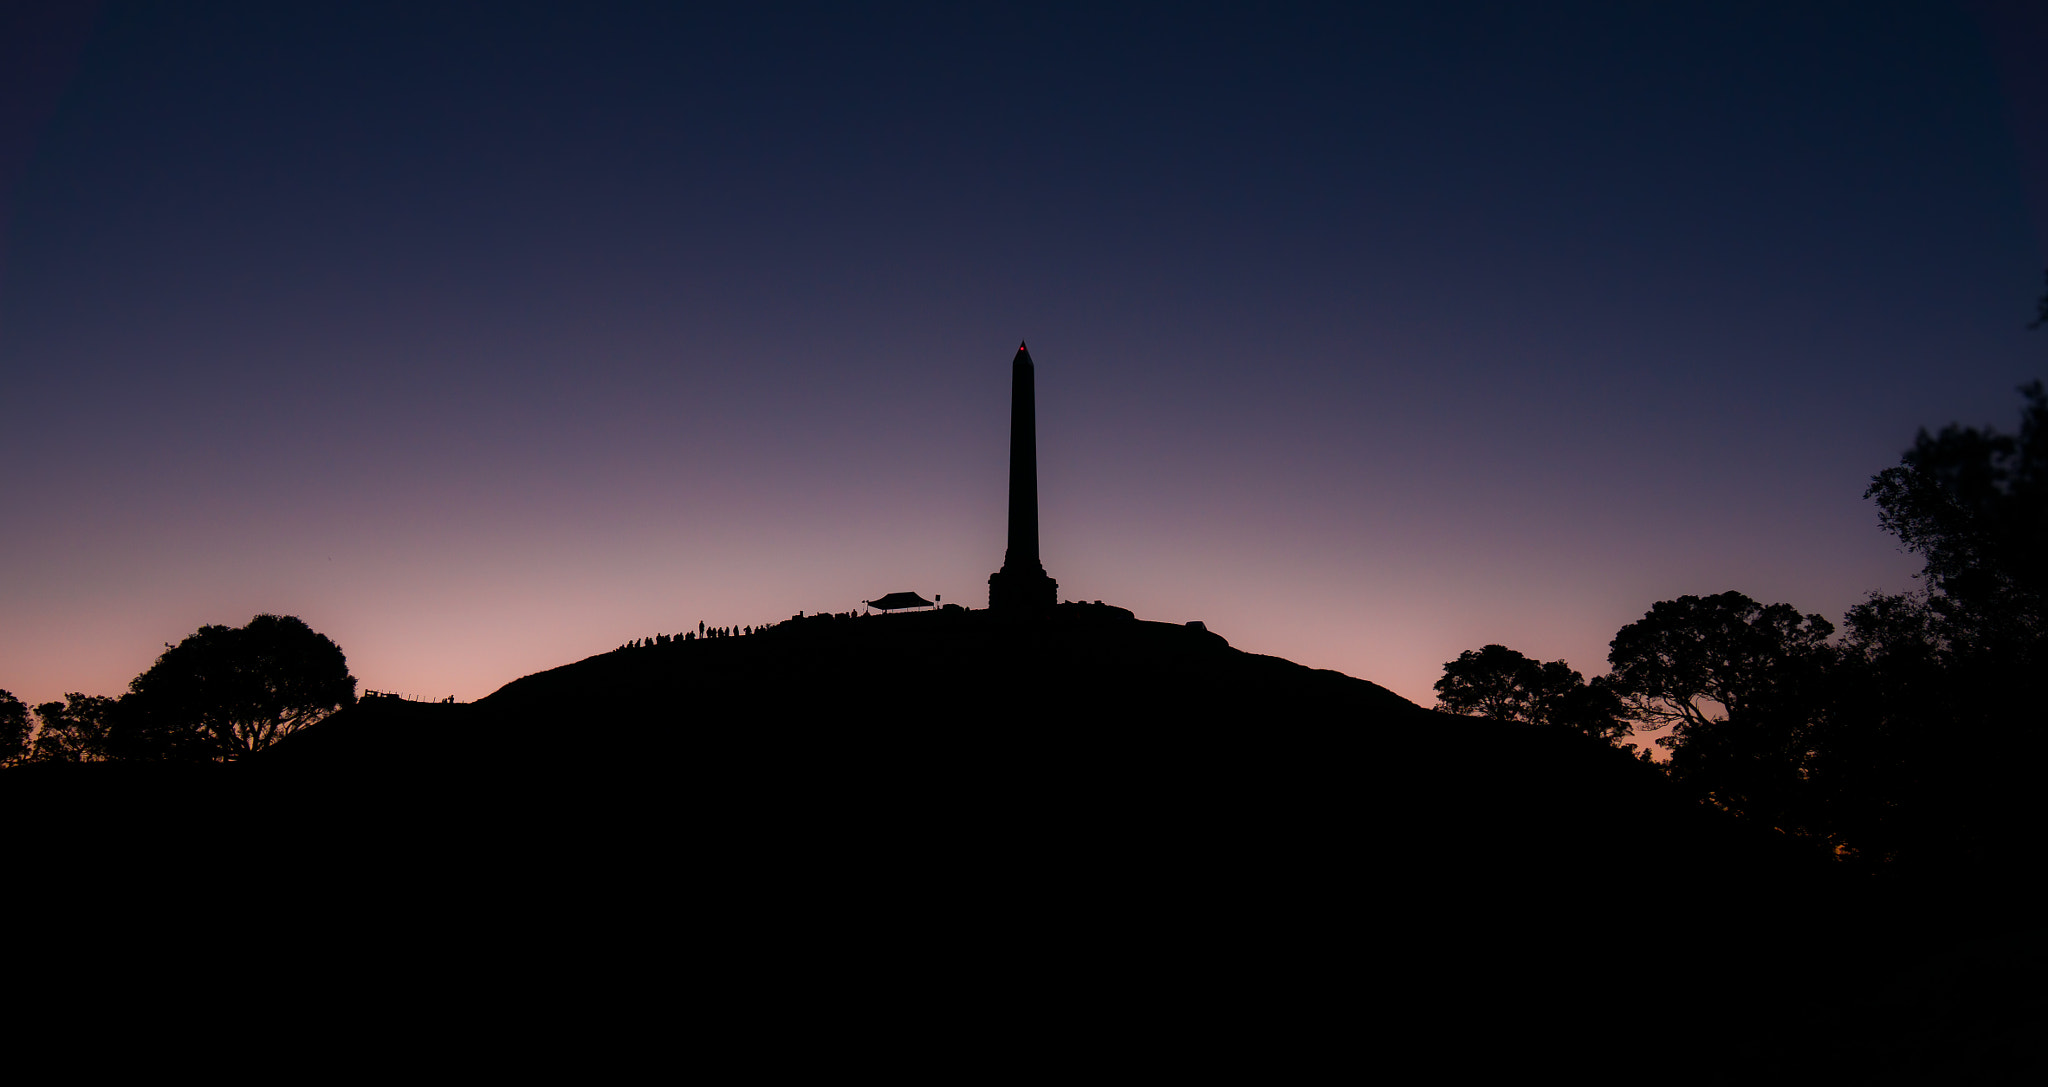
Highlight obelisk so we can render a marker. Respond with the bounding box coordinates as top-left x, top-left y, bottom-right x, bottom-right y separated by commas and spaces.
988, 341, 1059, 612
